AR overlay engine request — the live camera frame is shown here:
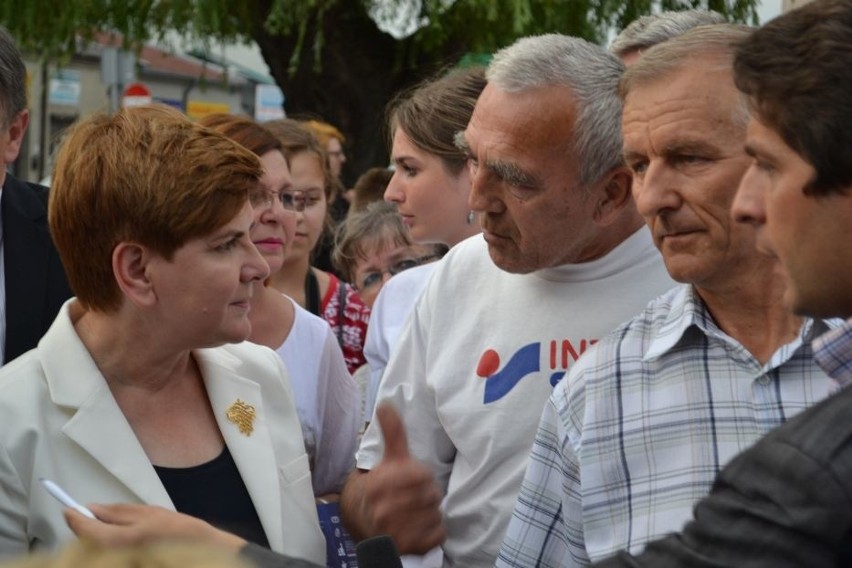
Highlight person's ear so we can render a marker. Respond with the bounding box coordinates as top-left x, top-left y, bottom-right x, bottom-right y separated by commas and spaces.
593, 167, 634, 225
113, 242, 157, 307
2, 110, 28, 165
